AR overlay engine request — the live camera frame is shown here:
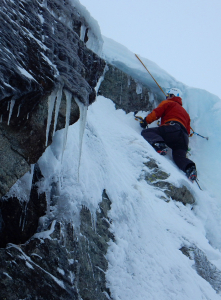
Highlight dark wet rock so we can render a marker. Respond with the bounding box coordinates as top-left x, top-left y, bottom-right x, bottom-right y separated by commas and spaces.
0, 163, 47, 248
0, 190, 113, 300
143, 158, 195, 205
180, 245, 221, 293
0, 0, 104, 104
98, 64, 154, 113
0, 0, 106, 197
0, 231, 78, 300
77, 193, 114, 300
